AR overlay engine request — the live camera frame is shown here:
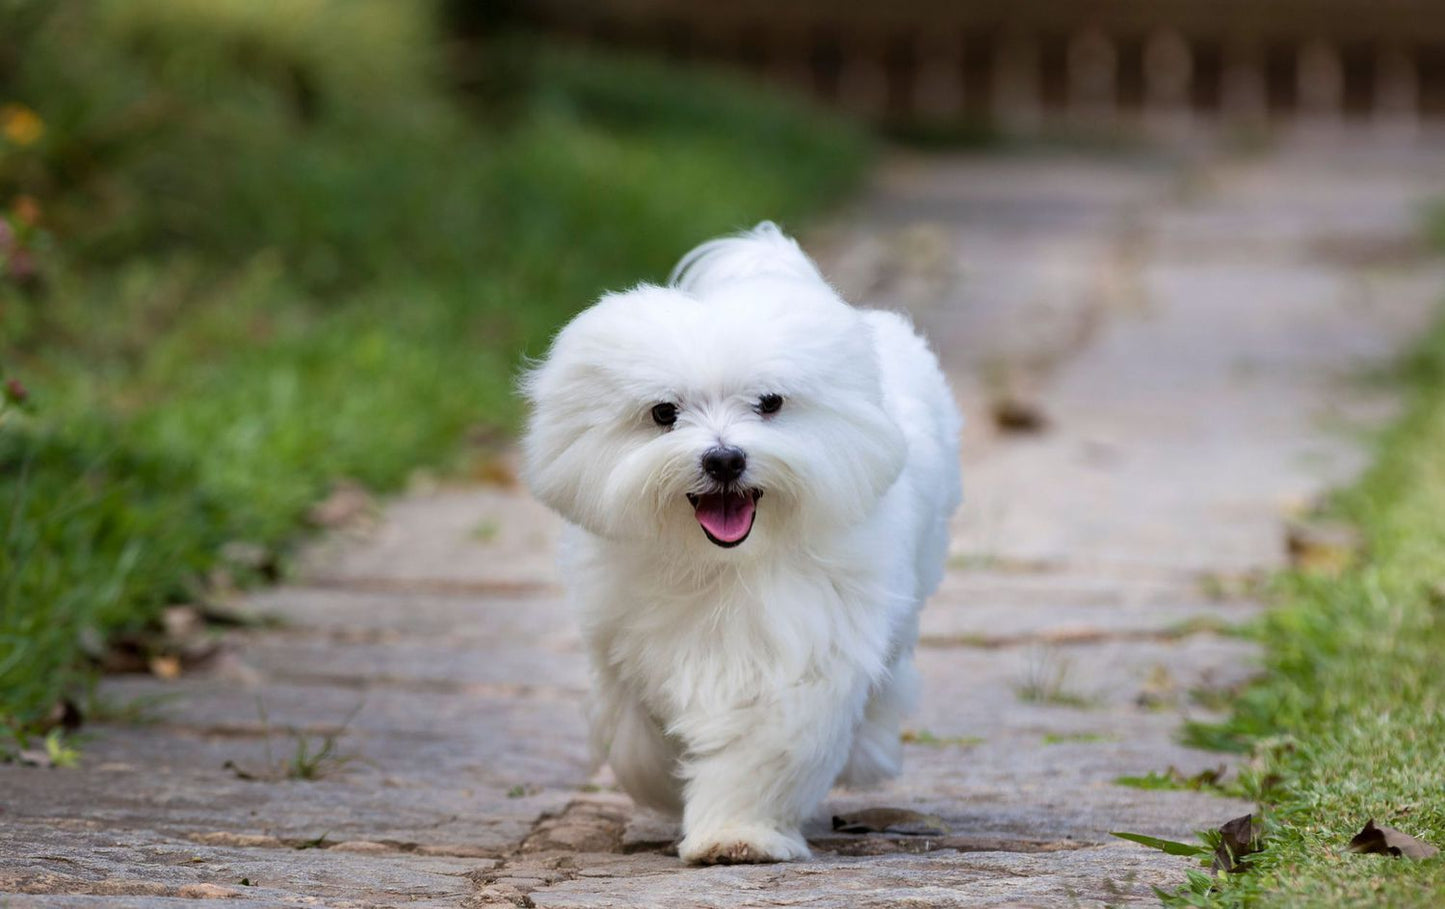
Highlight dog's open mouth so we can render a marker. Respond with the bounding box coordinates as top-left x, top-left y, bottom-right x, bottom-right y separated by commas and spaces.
686, 490, 762, 548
